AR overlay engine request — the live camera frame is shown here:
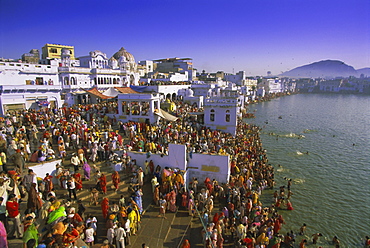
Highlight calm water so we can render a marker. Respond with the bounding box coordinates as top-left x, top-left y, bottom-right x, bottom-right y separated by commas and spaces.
247, 94, 370, 247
